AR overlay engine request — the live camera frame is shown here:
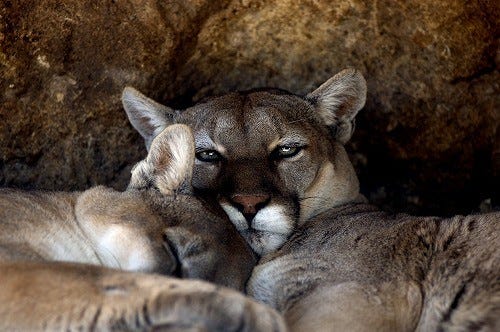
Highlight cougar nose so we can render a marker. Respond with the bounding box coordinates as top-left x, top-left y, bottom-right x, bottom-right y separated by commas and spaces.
231, 194, 270, 224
